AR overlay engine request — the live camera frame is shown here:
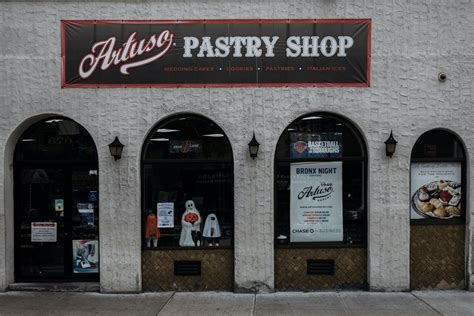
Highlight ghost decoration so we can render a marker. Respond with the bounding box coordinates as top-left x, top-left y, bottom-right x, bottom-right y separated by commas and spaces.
202, 213, 221, 246
179, 200, 202, 247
